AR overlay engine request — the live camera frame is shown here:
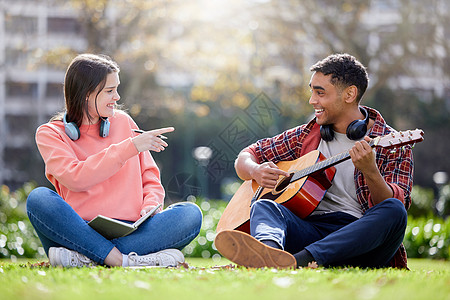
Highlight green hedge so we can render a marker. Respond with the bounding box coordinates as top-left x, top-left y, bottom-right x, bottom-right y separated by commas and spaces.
181, 196, 227, 260
1, 183, 449, 261
0, 183, 45, 259
404, 217, 450, 259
